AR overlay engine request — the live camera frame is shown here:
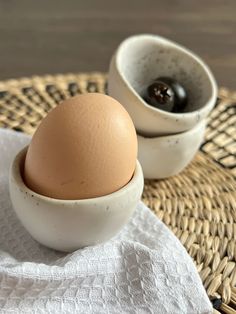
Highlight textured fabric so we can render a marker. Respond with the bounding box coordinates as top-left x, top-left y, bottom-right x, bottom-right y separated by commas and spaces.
0, 129, 212, 314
